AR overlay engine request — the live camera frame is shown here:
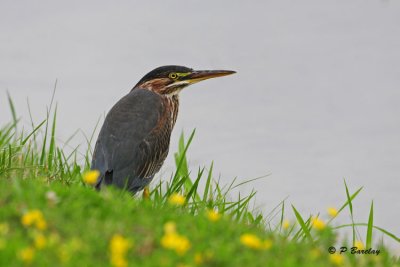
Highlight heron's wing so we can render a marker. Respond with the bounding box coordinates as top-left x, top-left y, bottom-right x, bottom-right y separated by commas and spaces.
91, 89, 166, 189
